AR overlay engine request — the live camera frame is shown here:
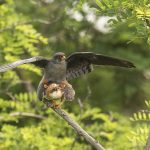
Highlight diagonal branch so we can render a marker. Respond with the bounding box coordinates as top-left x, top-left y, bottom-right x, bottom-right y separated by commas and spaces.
43, 98, 105, 150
